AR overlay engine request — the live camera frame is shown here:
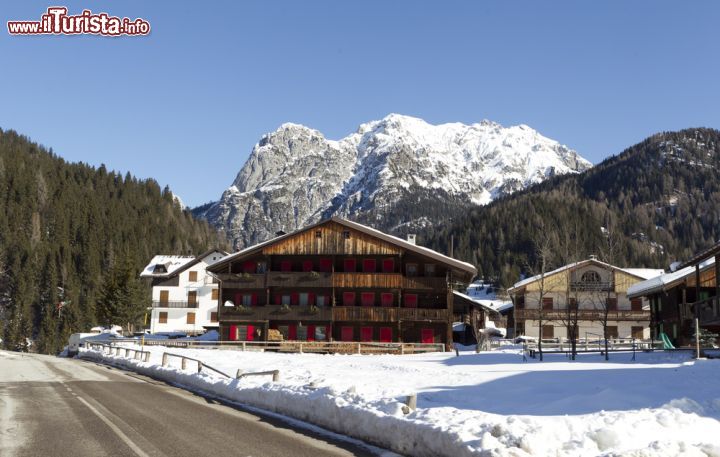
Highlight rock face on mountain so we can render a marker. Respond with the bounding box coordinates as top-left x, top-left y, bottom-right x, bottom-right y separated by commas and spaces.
193, 114, 591, 248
